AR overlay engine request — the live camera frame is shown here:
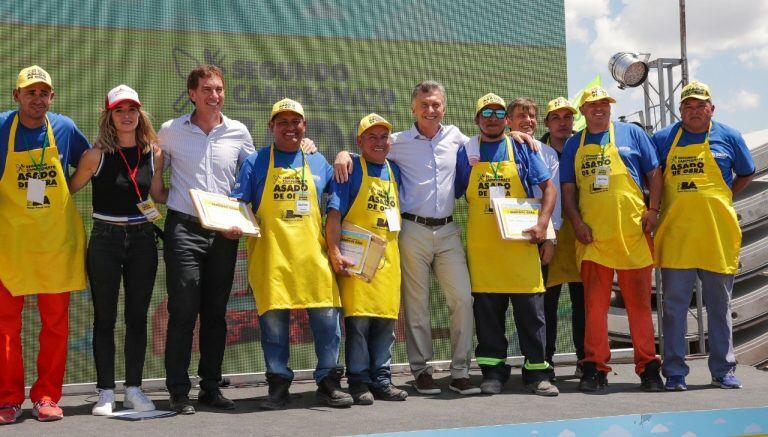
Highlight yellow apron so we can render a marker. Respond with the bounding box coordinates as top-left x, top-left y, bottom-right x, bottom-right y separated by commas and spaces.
545, 219, 582, 287
574, 123, 652, 270
0, 113, 86, 296
654, 125, 740, 274
467, 136, 544, 293
337, 157, 401, 319
246, 146, 340, 315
